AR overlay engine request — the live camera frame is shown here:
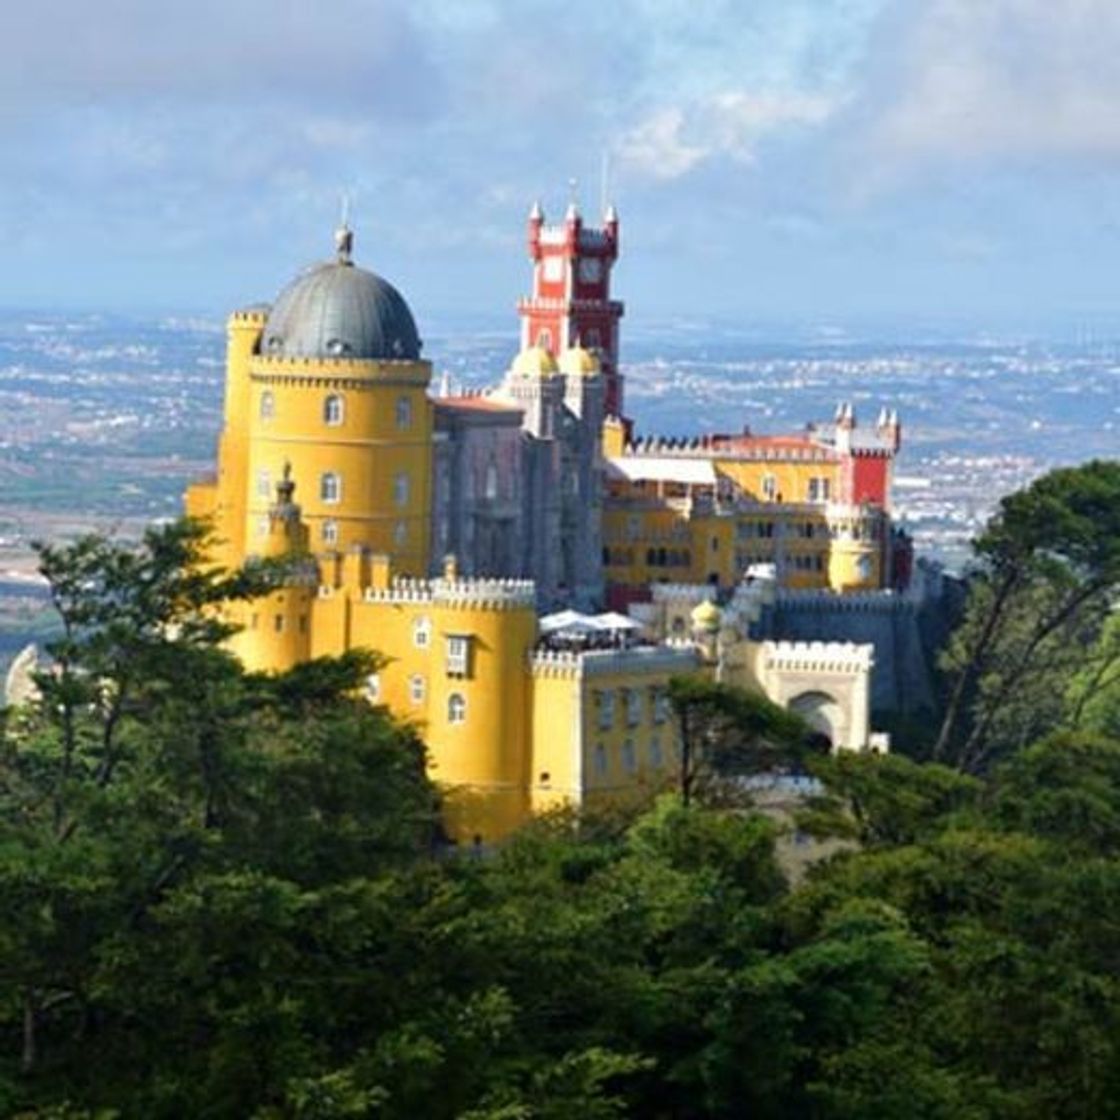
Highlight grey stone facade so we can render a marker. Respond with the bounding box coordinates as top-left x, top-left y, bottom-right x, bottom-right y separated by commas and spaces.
430, 355, 605, 611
